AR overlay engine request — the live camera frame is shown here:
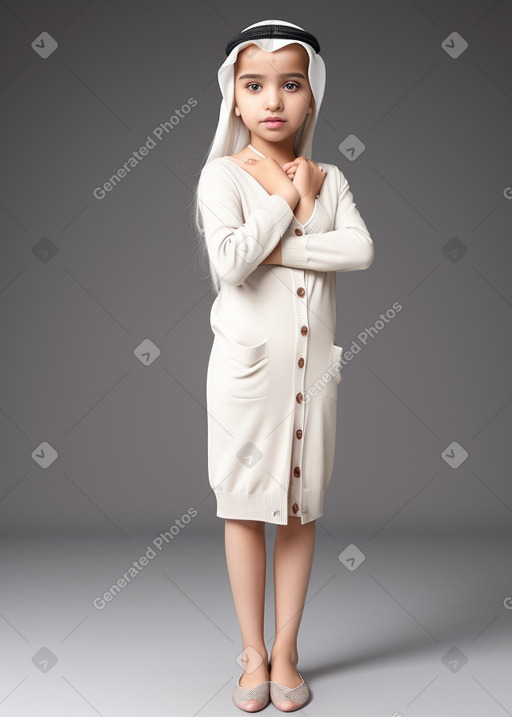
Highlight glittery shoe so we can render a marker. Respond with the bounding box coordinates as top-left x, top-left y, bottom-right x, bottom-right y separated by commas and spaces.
270, 672, 310, 712
232, 672, 270, 712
